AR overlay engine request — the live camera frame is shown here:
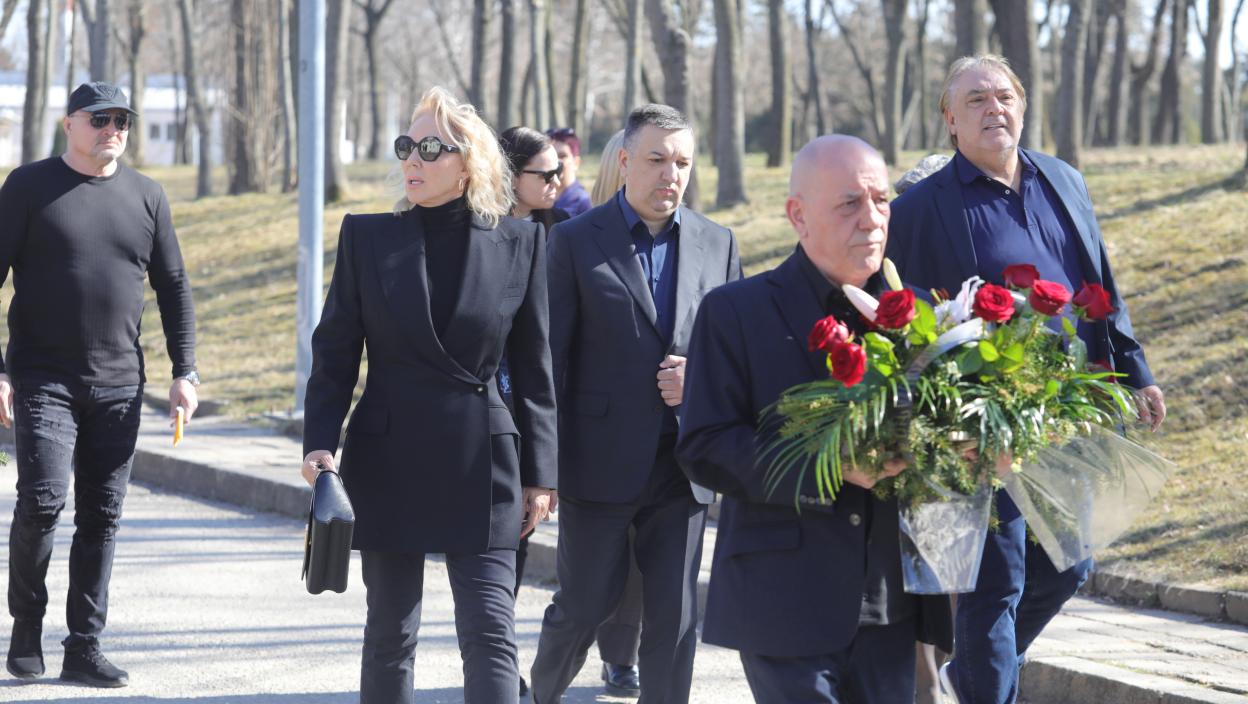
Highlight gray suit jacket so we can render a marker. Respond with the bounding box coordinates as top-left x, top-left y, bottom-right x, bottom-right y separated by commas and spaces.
548, 199, 742, 504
